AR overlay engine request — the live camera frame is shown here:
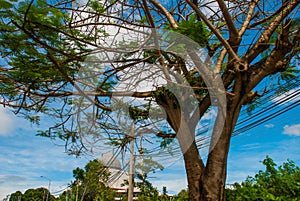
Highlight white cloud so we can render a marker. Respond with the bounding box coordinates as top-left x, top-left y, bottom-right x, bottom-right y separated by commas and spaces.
272, 89, 300, 104
0, 131, 92, 199
0, 174, 71, 199
201, 108, 217, 121
151, 178, 187, 195
0, 175, 26, 184
226, 171, 255, 185
283, 124, 300, 136
227, 135, 300, 186
143, 158, 187, 195
240, 143, 262, 151
0, 106, 15, 136
264, 124, 275, 128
